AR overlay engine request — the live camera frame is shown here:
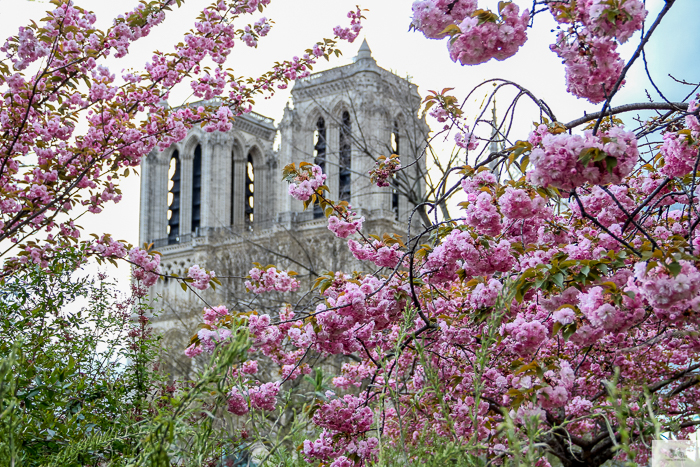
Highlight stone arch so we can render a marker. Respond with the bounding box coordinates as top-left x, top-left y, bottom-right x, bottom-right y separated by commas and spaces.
303, 106, 328, 132
182, 131, 204, 160
230, 133, 247, 161
329, 97, 352, 123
